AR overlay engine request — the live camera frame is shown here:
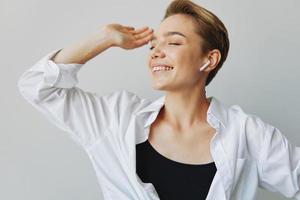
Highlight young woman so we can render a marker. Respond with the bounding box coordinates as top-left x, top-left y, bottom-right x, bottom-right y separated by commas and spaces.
18, 0, 300, 199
